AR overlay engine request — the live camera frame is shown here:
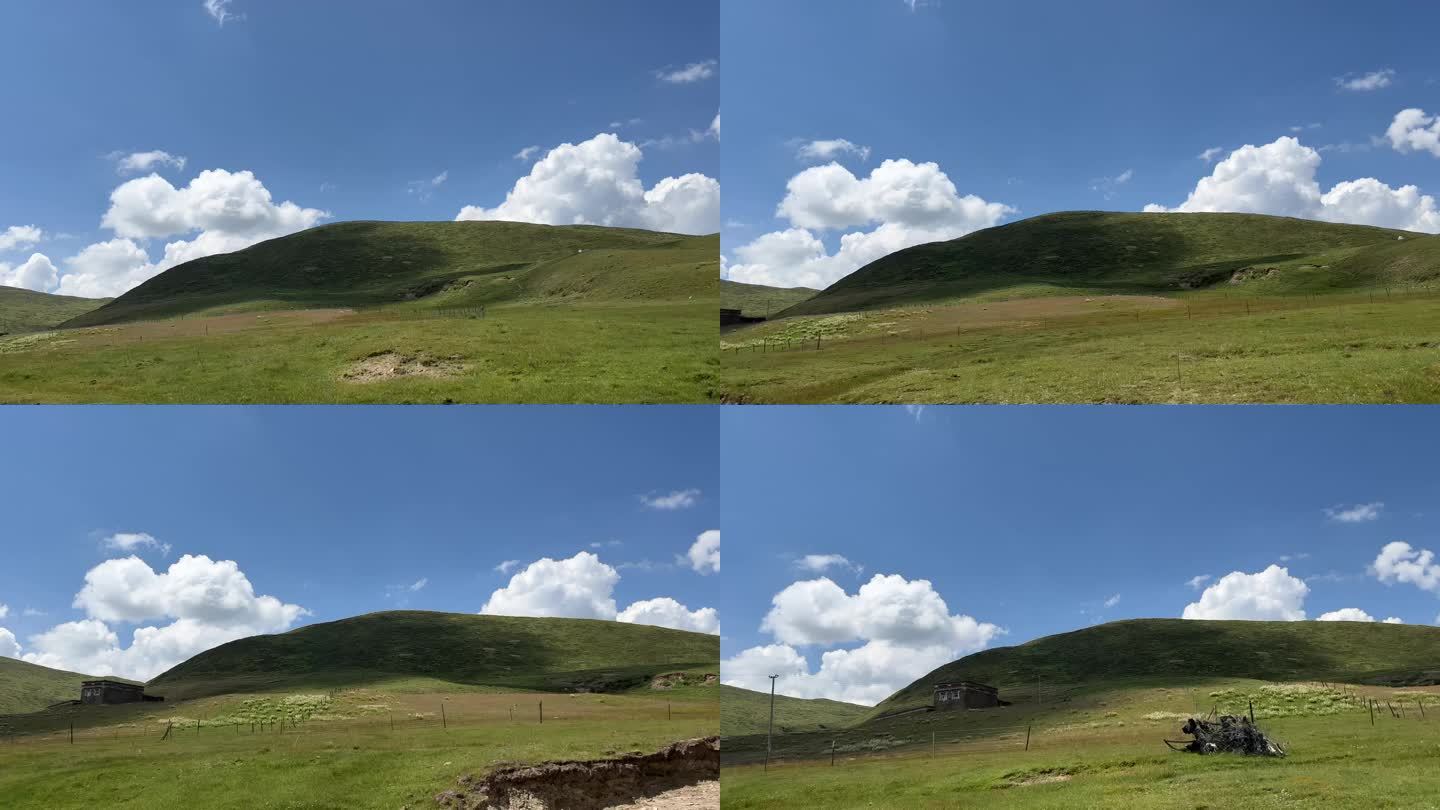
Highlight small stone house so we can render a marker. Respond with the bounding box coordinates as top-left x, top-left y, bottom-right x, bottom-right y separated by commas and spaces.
933, 681, 999, 710
80, 679, 161, 705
